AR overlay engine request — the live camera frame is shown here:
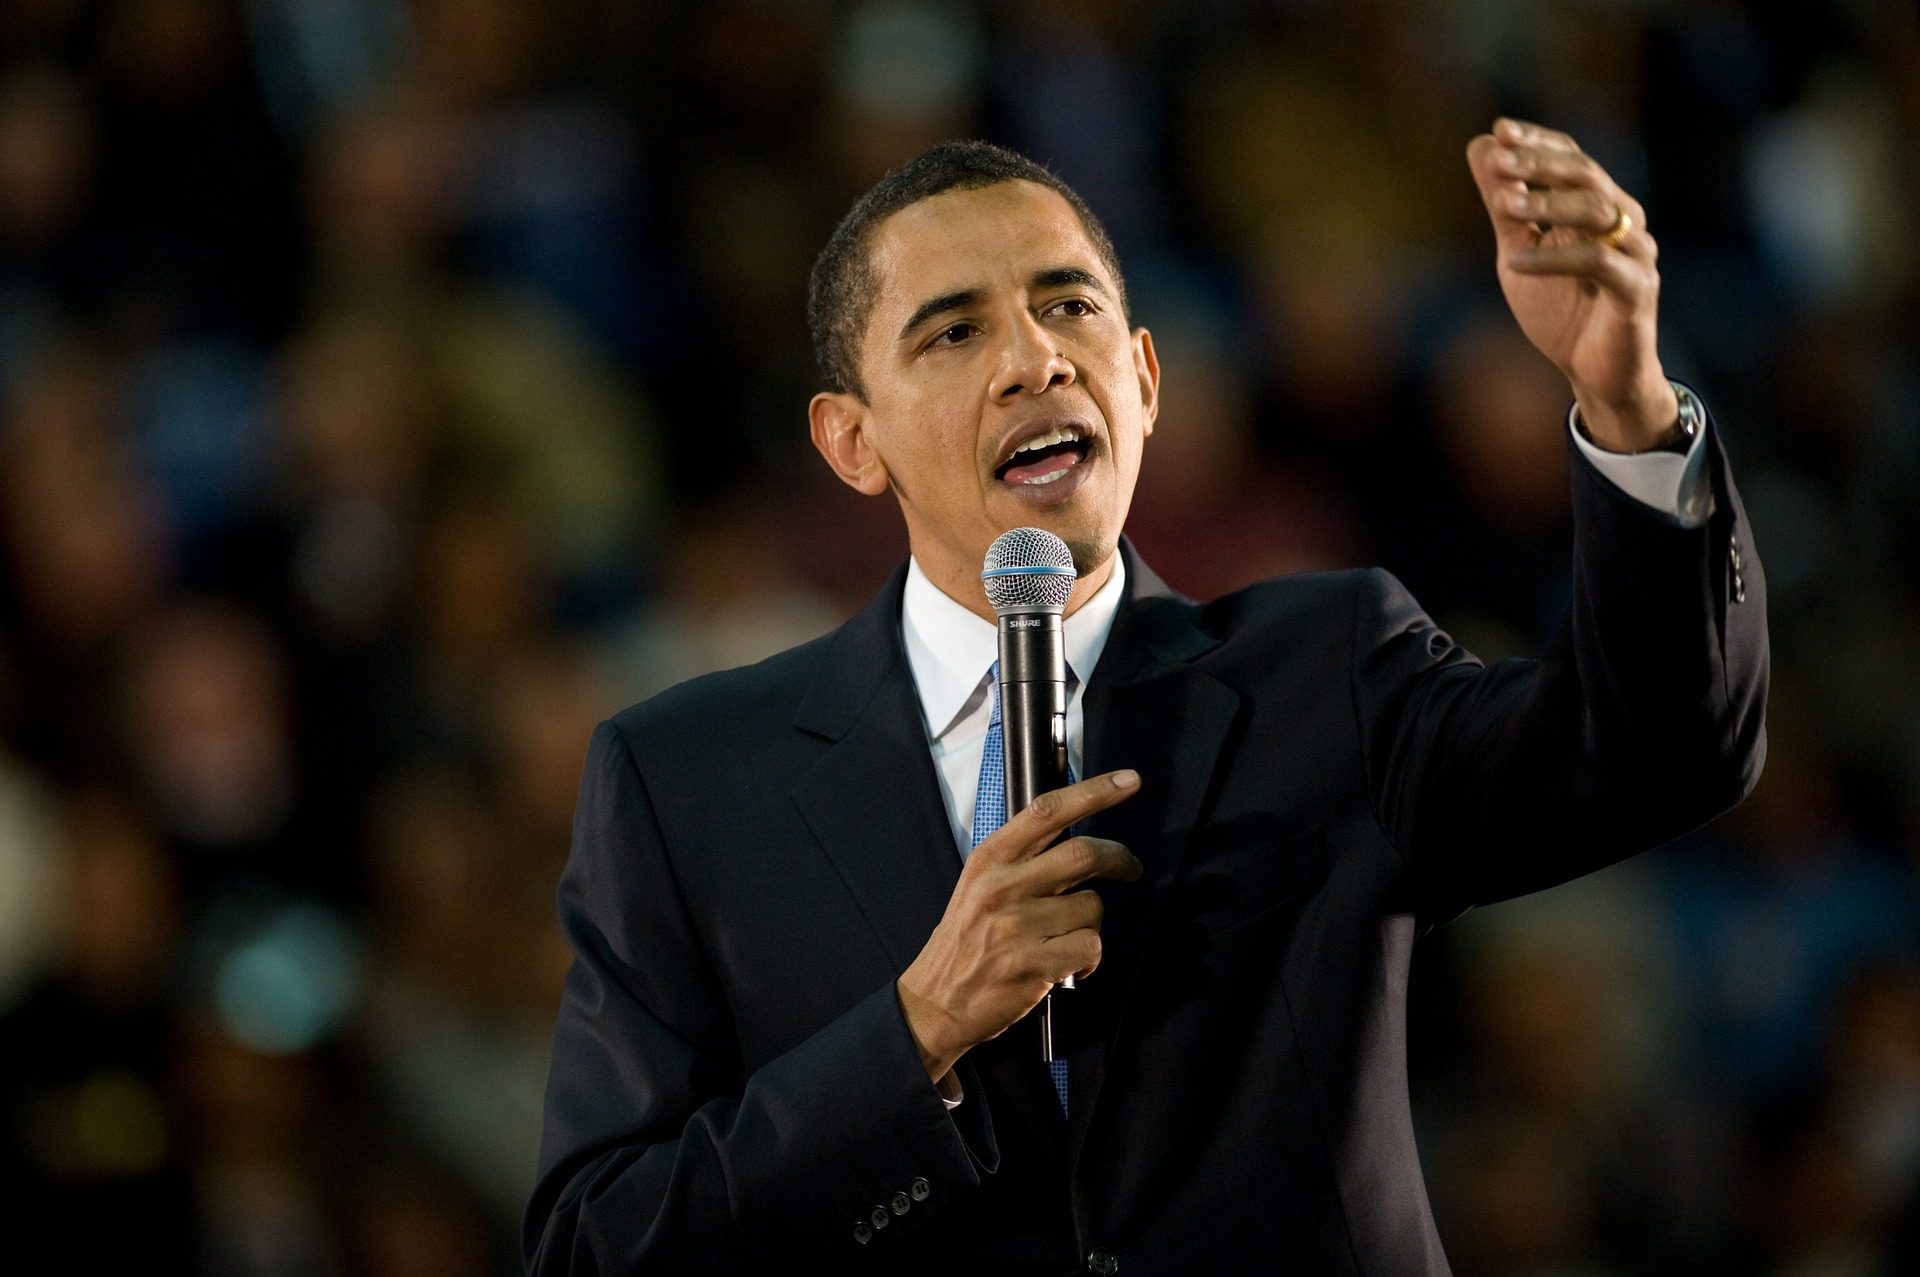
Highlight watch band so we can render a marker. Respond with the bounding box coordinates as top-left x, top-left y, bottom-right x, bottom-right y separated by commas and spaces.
1662, 380, 1705, 455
